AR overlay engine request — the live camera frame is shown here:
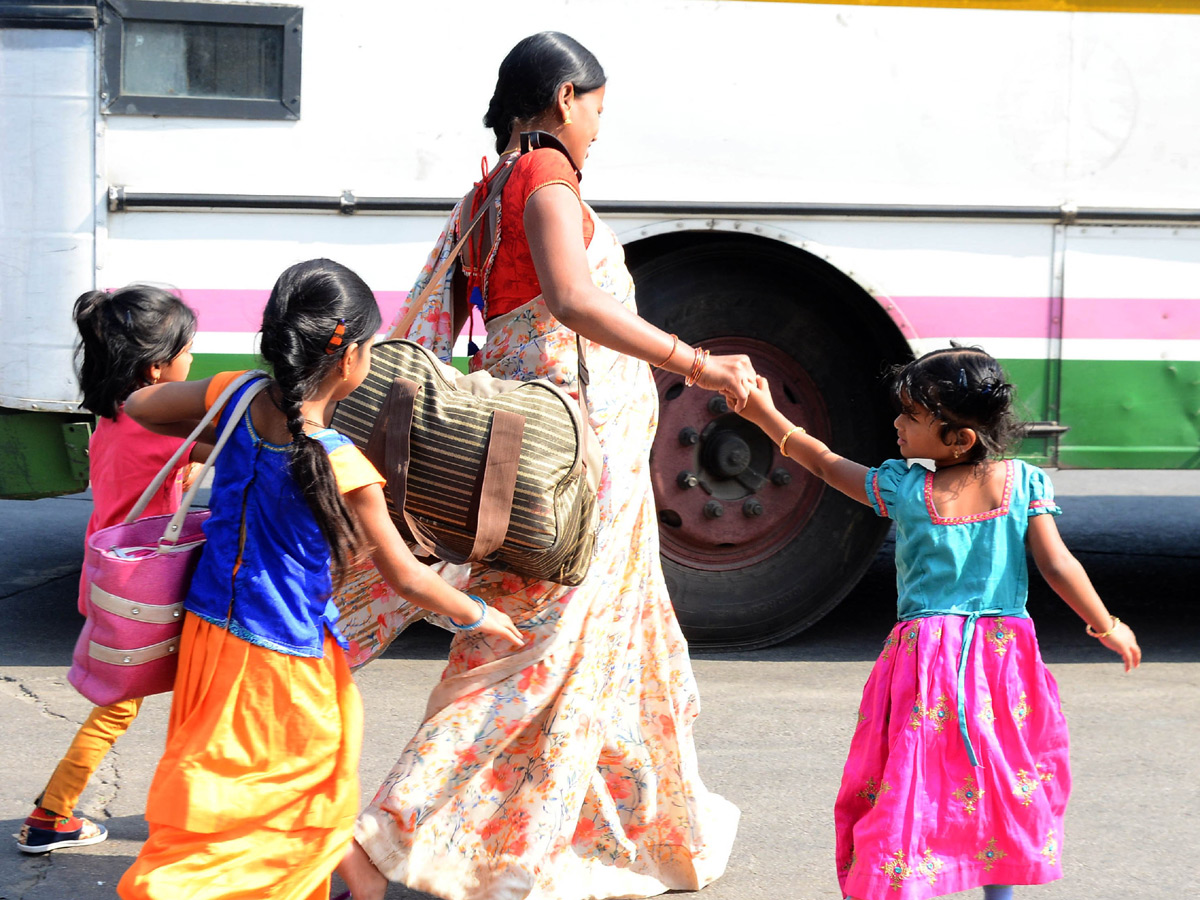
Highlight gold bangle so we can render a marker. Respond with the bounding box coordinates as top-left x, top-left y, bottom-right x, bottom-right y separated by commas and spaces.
653, 334, 678, 369
779, 425, 805, 455
1086, 616, 1120, 639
